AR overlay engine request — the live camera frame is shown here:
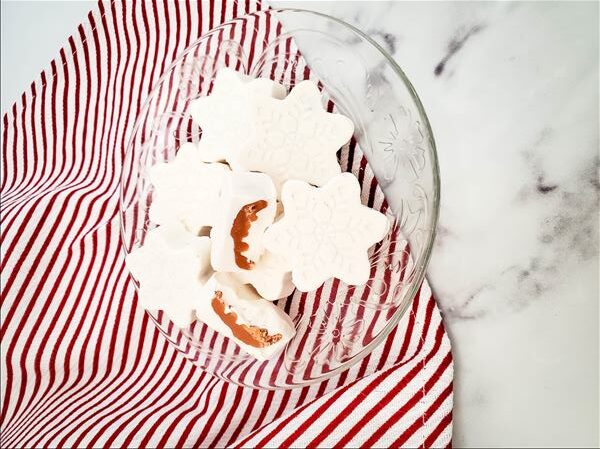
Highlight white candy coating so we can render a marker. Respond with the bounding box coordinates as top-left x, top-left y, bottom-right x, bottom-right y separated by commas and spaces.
126, 222, 212, 327
149, 142, 230, 235
227, 80, 354, 190
190, 68, 286, 162
264, 173, 390, 291
134, 71, 378, 362
210, 171, 276, 272
233, 251, 295, 301
195, 273, 295, 360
